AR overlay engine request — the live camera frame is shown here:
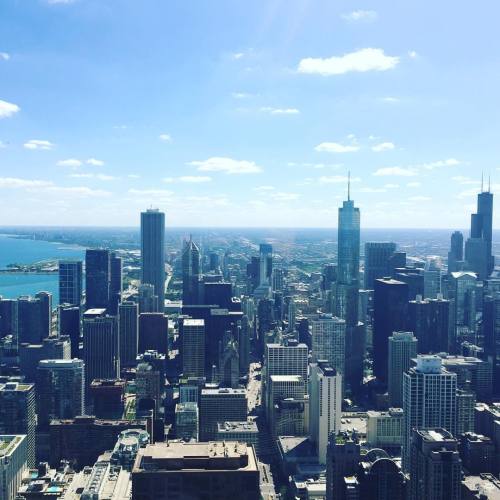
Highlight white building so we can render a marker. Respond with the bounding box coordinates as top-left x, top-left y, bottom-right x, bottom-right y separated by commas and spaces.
309, 362, 342, 464
311, 315, 346, 375
388, 331, 418, 407
0, 435, 27, 500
